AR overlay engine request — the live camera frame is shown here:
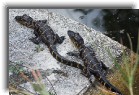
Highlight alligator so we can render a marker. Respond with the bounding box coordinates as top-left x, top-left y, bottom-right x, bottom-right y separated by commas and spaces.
67, 30, 123, 95
15, 14, 84, 70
